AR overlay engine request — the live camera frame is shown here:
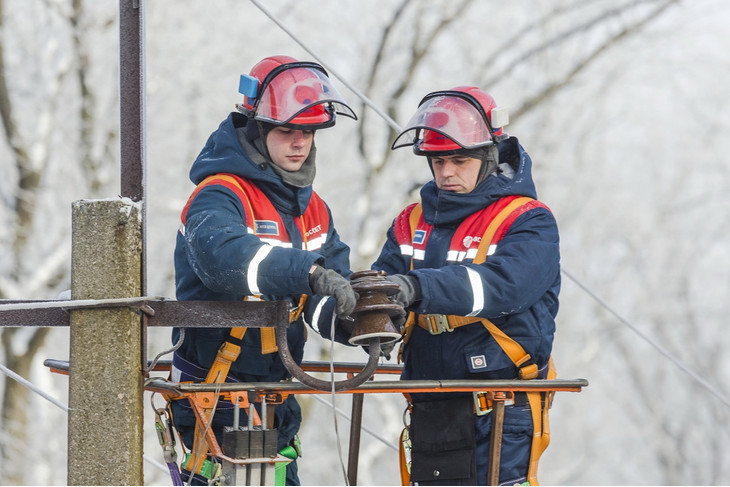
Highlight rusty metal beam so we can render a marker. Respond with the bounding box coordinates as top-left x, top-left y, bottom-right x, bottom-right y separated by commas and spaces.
119, 0, 144, 203
143, 377, 589, 397
0, 299, 289, 328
